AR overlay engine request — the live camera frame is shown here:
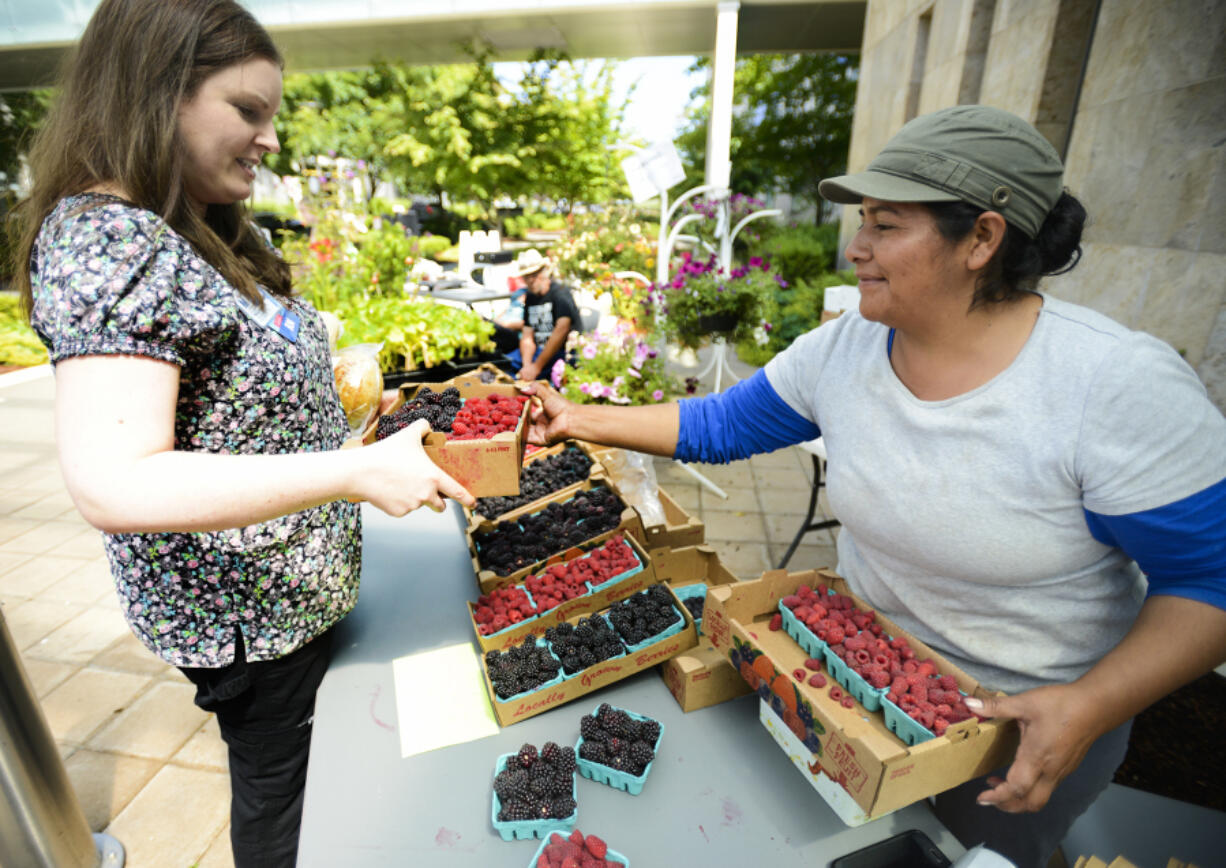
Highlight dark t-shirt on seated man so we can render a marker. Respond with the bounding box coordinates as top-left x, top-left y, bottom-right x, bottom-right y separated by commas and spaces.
521, 279, 582, 378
